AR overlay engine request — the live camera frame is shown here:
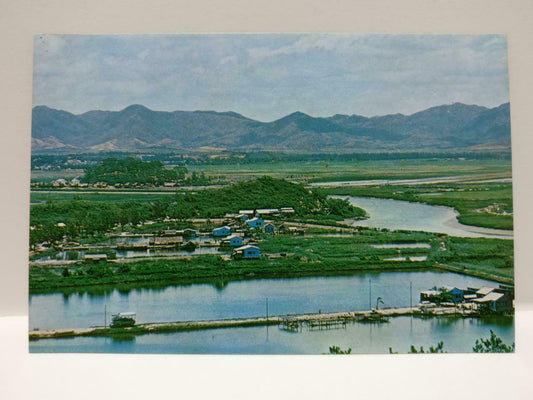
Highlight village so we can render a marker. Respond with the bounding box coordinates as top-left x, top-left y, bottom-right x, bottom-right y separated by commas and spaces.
29, 200, 515, 320
27, 160, 515, 352
30, 206, 302, 265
